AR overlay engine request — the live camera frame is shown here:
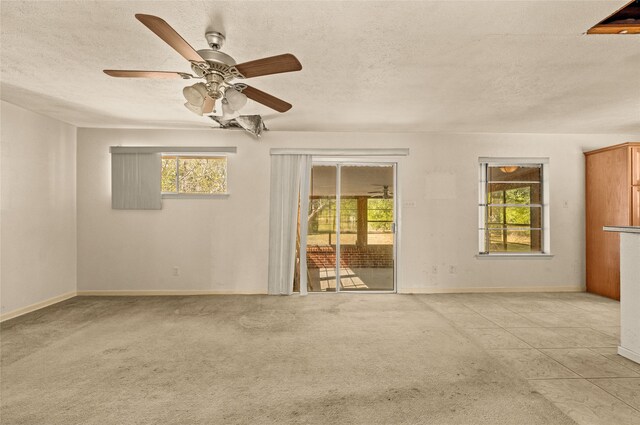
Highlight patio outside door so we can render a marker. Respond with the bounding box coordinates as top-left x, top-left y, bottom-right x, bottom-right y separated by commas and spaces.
303, 163, 396, 292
